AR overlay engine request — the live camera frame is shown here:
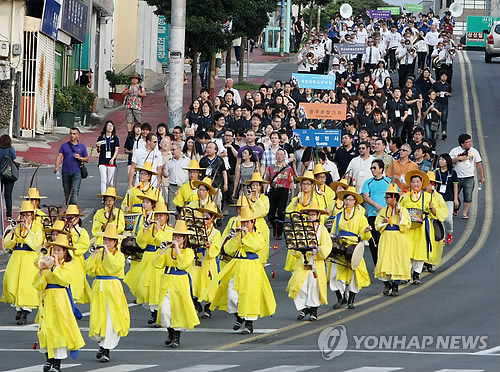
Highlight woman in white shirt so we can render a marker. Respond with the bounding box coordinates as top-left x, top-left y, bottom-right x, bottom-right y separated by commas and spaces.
372, 60, 390, 89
